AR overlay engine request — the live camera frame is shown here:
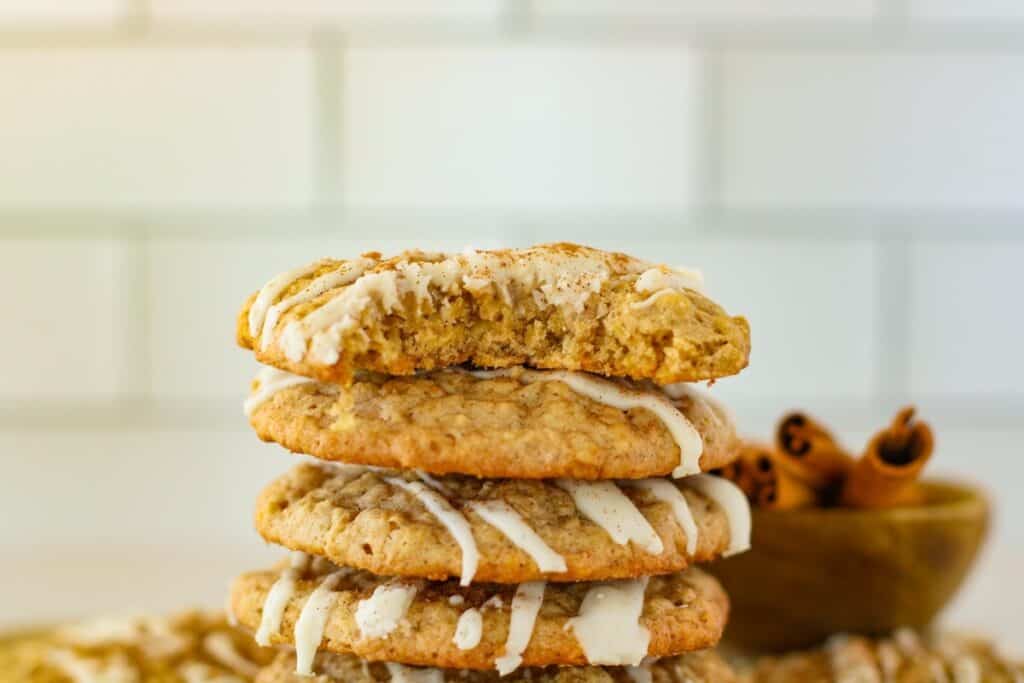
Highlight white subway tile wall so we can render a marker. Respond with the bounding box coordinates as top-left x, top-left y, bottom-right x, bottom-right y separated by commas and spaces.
341, 45, 701, 210
0, 0, 118, 24
0, 1, 1022, 637
1, 240, 124, 398
151, 0, 501, 24
536, 0, 876, 21
0, 47, 314, 208
720, 53, 1024, 210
